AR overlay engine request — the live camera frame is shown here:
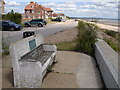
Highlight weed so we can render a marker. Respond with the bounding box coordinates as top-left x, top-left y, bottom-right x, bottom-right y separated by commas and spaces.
77, 21, 98, 55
